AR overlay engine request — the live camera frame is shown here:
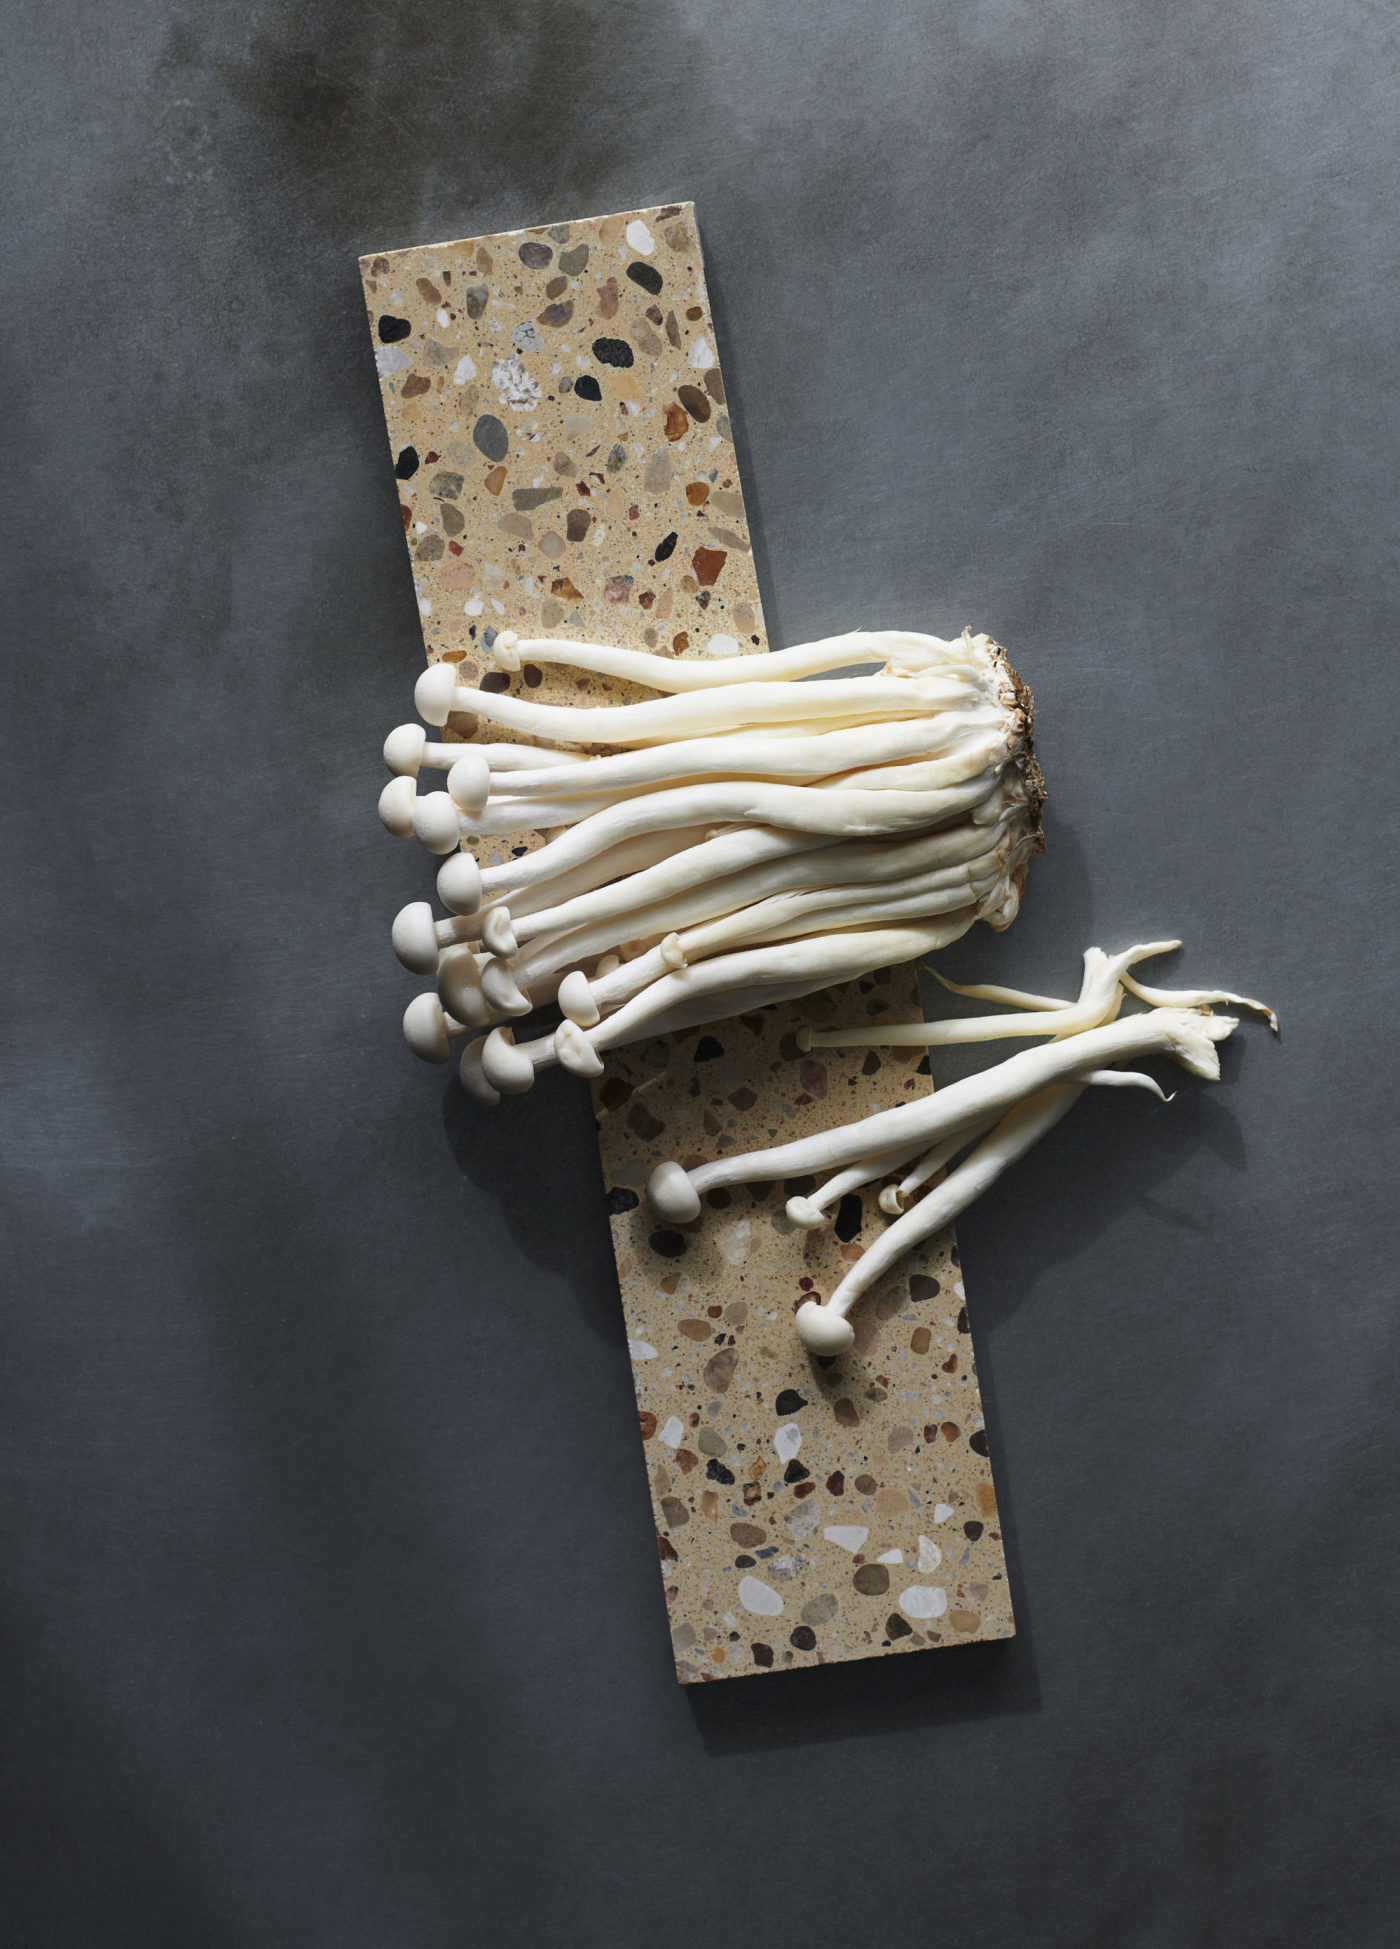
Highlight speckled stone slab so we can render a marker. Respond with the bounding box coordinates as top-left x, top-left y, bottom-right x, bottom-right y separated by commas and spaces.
360, 203, 1014, 1681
